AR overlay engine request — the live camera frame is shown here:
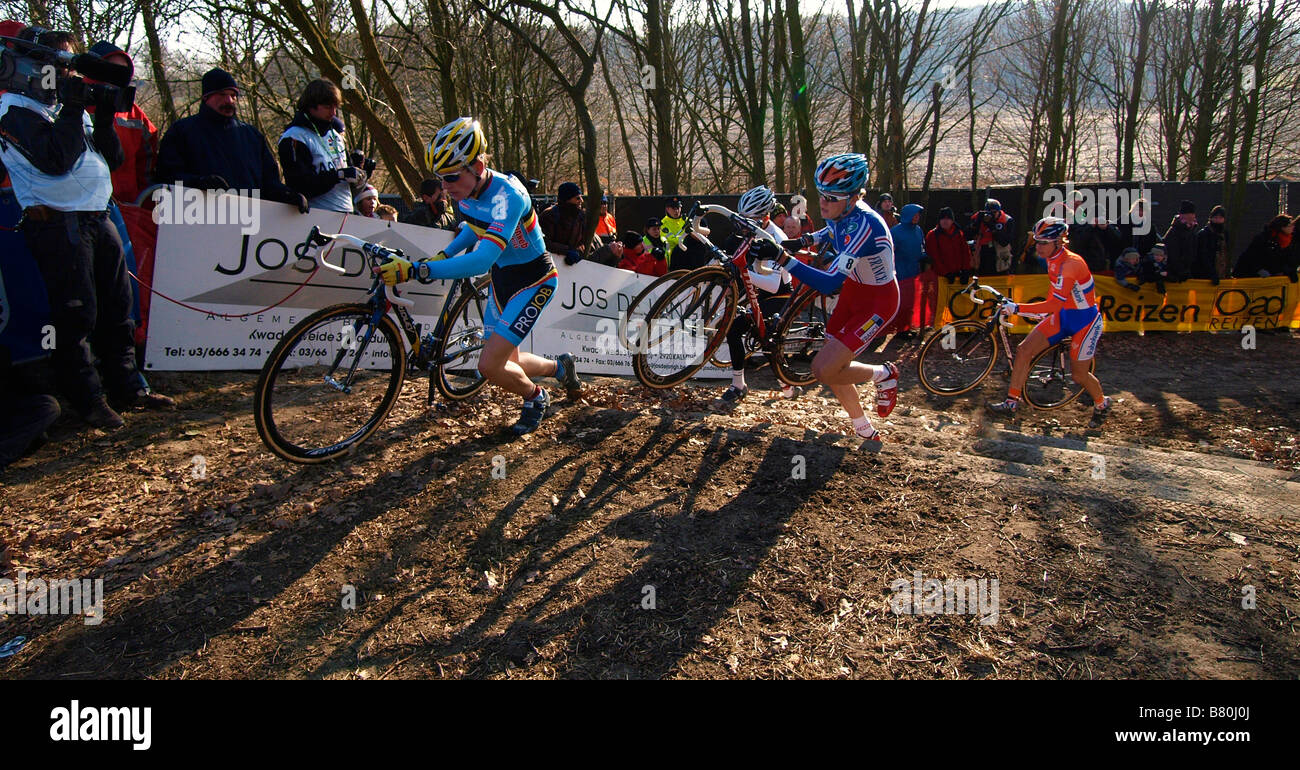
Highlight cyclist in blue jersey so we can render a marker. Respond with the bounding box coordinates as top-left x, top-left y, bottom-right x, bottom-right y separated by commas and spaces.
376, 117, 581, 435
771, 153, 901, 442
